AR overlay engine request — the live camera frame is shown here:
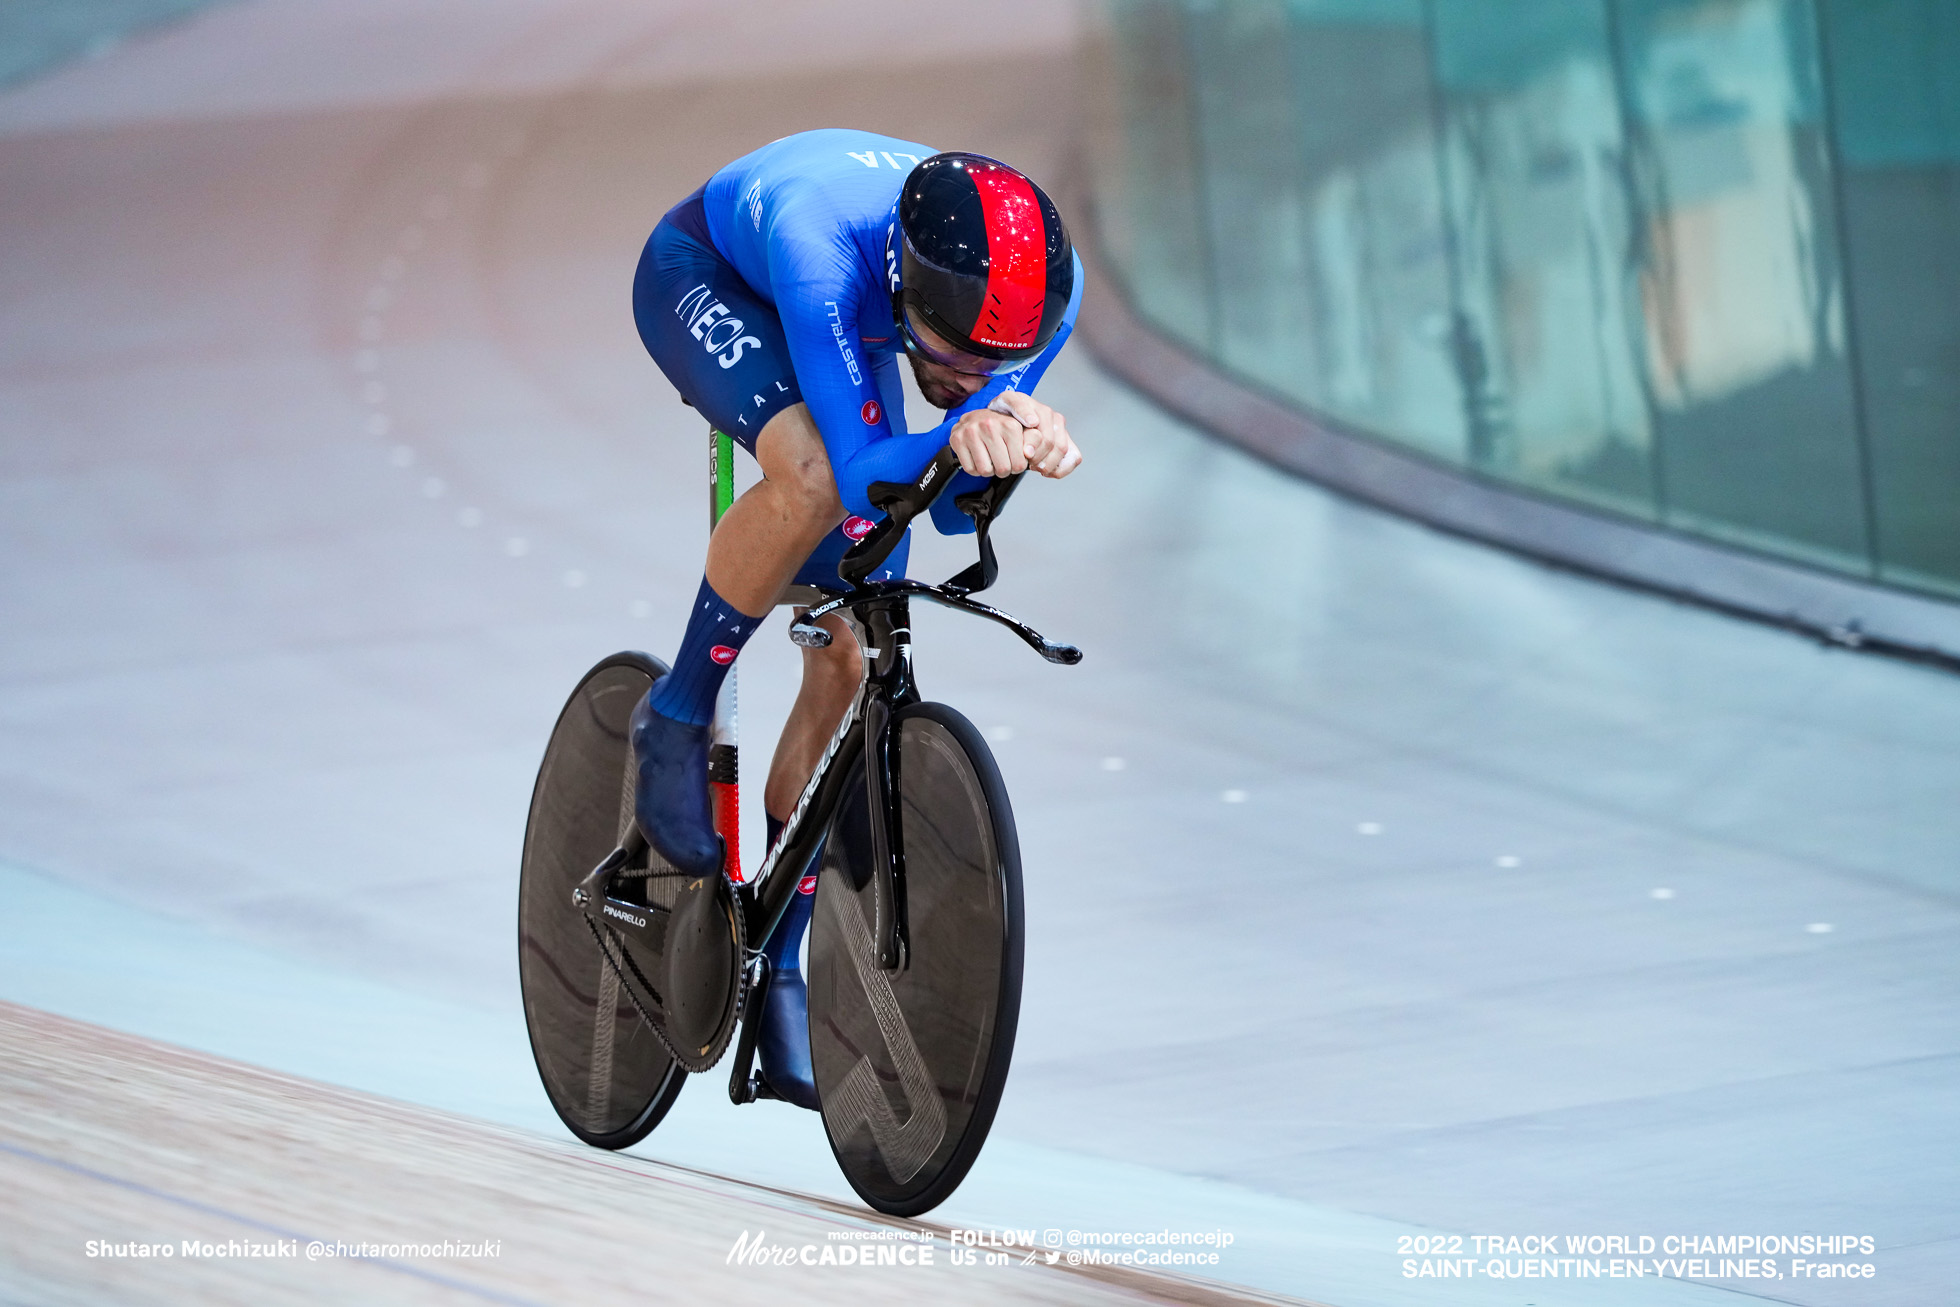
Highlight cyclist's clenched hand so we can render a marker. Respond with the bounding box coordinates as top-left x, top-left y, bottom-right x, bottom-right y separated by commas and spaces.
949, 405, 1031, 478
988, 392, 1083, 480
